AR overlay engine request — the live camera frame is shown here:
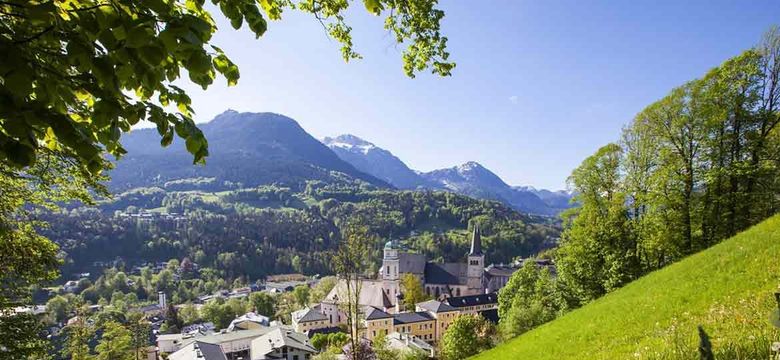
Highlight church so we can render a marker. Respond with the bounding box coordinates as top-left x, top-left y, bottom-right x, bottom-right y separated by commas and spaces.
318, 225, 518, 324
380, 225, 499, 300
